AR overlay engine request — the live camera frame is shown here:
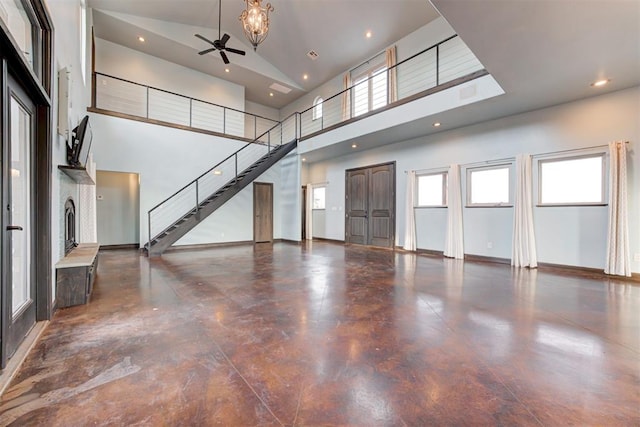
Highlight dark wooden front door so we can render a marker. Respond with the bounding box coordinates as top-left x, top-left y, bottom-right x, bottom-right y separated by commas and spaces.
253, 182, 273, 243
345, 162, 395, 248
